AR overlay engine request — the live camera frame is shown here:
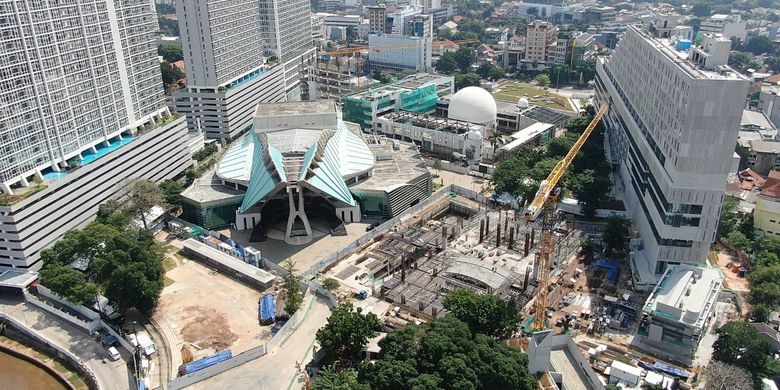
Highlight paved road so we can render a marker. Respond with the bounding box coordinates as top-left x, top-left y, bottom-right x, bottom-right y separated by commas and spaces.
0, 298, 132, 390
190, 295, 332, 390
